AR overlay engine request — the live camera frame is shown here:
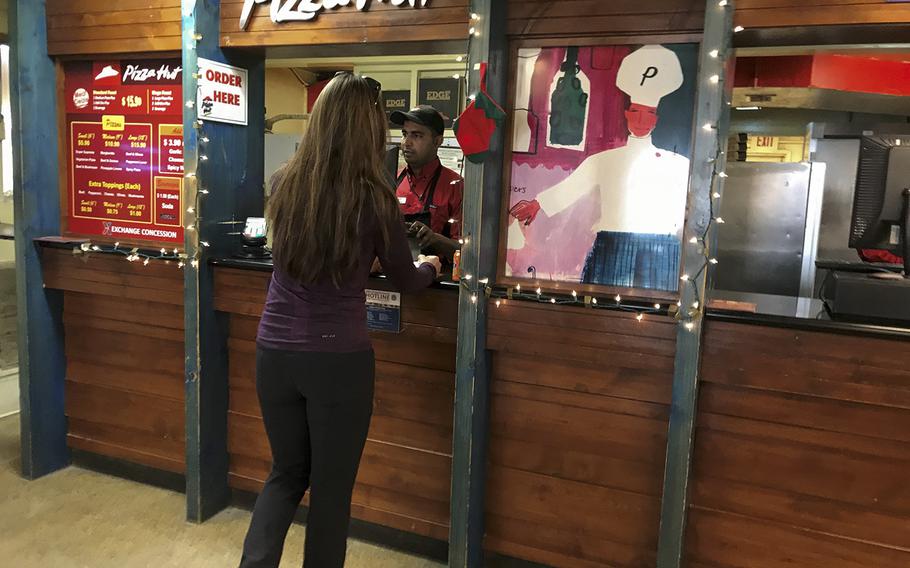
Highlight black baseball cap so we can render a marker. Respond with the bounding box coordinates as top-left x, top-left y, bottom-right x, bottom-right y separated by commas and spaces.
390, 105, 445, 136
